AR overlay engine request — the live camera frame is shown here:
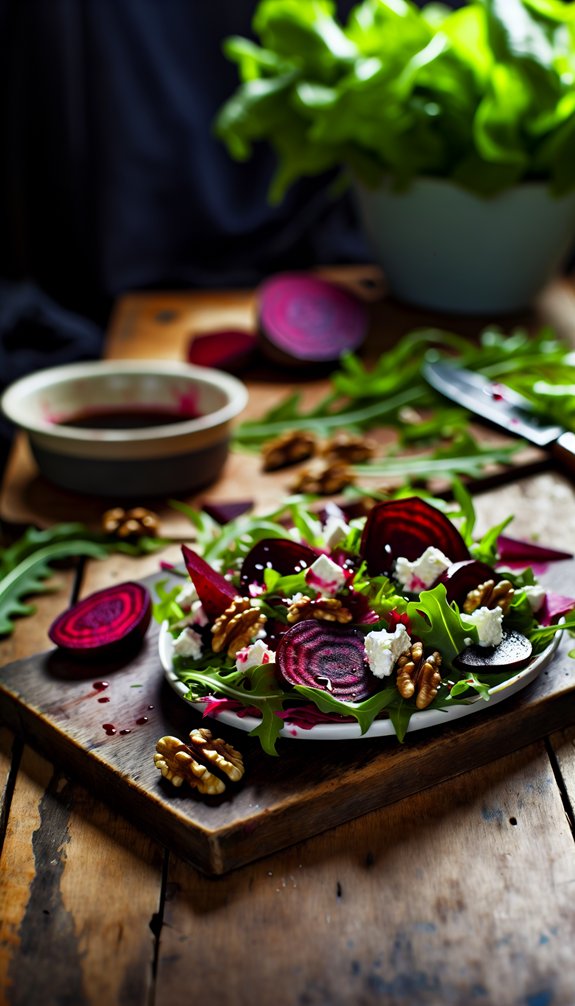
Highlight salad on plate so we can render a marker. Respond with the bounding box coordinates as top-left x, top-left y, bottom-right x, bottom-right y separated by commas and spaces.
155, 492, 575, 755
